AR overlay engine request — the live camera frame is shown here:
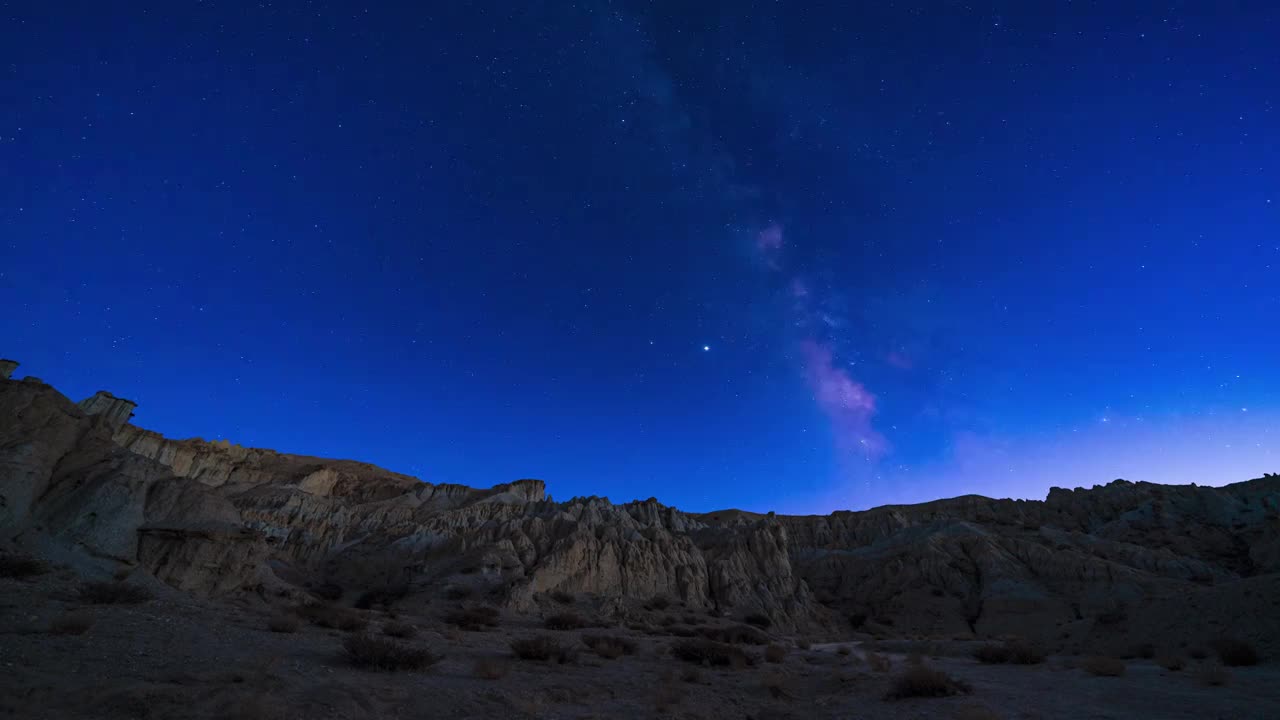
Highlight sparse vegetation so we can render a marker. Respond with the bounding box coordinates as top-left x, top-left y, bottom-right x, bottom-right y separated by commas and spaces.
473, 656, 509, 679
1156, 653, 1185, 671
0, 552, 47, 579
836, 645, 852, 656
764, 643, 787, 663
743, 612, 772, 629
544, 612, 590, 631
581, 633, 637, 658
884, 665, 972, 700
78, 581, 153, 605
679, 666, 703, 683
382, 620, 417, 638
550, 589, 575, 605
1195, 662, 1230, 686
796, 638, 811, 650
671, 638, 753, 667
443, 605, 500, 631
1081, 656, 1126, 677
343, 634, 441, 671
867, 651, 892, 672
510, 635, 578, 663
972, 639, 1045, 665
295, 603, 368, 631
1212, 638, 1259, 666
49, 612, 93, 636
267, 614, 301, 633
